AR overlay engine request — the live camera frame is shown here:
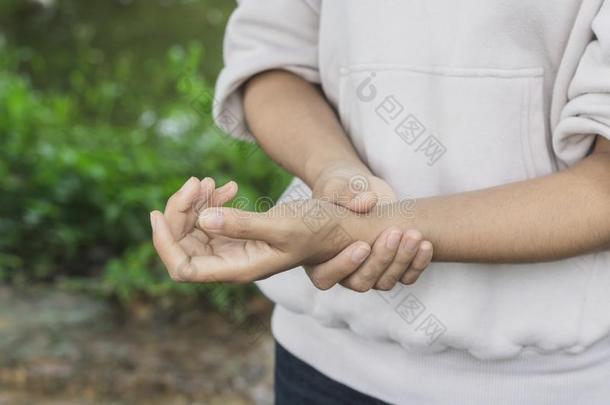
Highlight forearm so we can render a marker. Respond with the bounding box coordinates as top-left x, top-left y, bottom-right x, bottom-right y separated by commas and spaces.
243, 69, 368, 187
341, 152, 610, 263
